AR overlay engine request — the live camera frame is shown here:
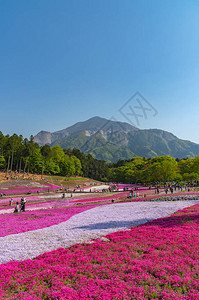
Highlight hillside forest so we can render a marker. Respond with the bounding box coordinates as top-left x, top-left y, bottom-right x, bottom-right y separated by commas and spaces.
0, 132, 198, 184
